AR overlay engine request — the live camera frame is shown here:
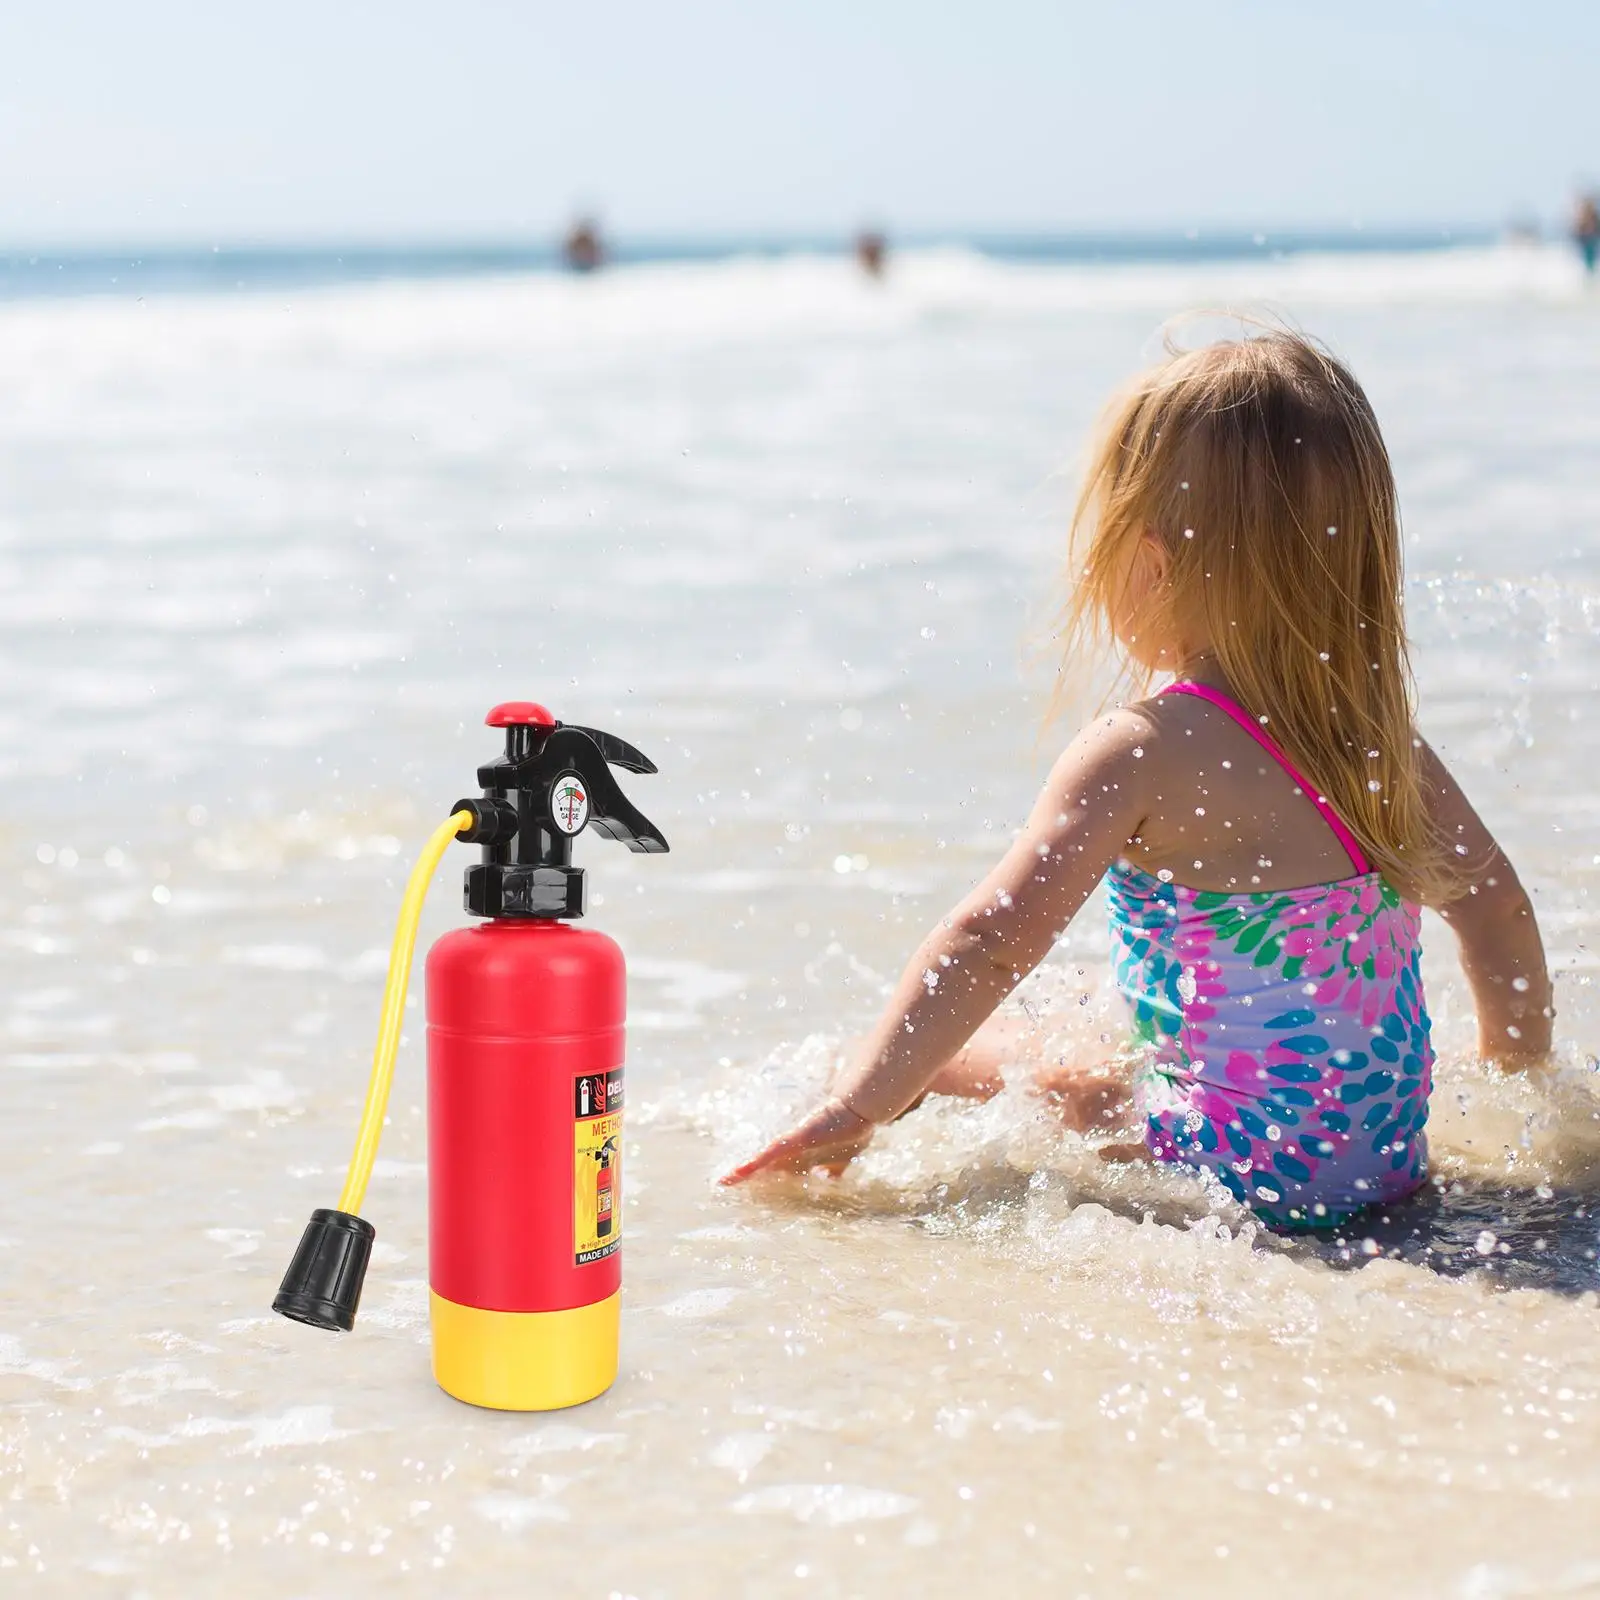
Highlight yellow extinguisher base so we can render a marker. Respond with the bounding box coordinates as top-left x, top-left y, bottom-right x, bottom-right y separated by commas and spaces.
429, 1289, 620, 1411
